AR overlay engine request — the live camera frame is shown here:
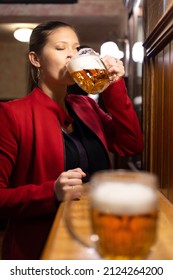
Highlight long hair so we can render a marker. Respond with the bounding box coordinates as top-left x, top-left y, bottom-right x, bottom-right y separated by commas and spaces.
27, 21, 77, 93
